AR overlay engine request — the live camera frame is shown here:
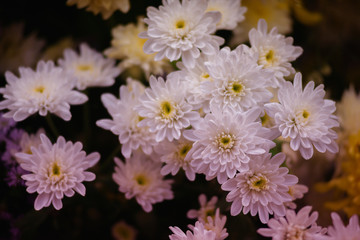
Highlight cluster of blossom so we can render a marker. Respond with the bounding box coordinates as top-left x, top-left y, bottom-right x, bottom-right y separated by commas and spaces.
0, 0, 346, 239
96, 0, 339, 227
0, 42, 121, 210
258, 206, 360, 239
